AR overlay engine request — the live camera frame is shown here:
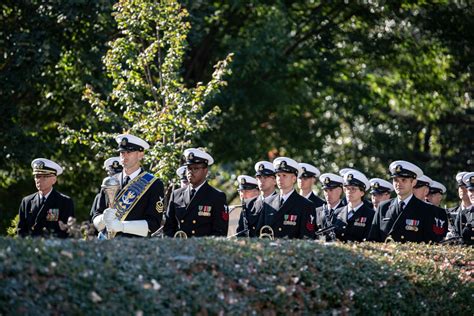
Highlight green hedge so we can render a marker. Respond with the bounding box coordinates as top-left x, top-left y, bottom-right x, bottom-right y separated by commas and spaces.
0, 237, 472, 315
